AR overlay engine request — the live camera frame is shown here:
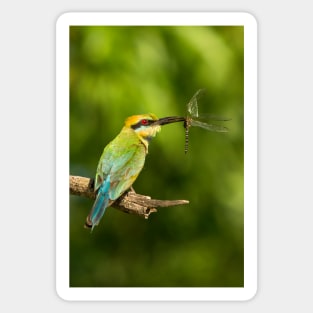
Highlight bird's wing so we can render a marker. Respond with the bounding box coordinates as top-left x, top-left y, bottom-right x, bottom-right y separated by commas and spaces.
109, 143, 146, 200
95, 131, 146, 200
